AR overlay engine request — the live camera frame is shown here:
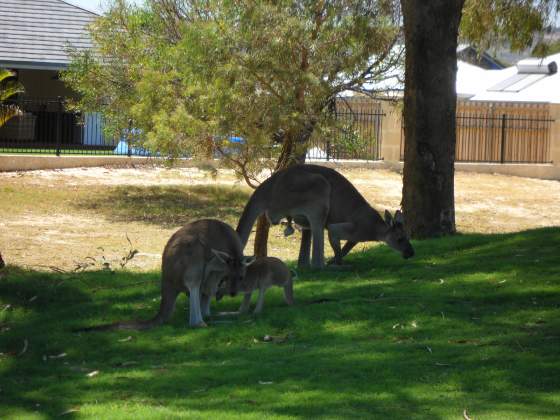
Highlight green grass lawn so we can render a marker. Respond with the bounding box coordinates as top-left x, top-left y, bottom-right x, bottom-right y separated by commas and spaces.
1, 228, 559, 419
